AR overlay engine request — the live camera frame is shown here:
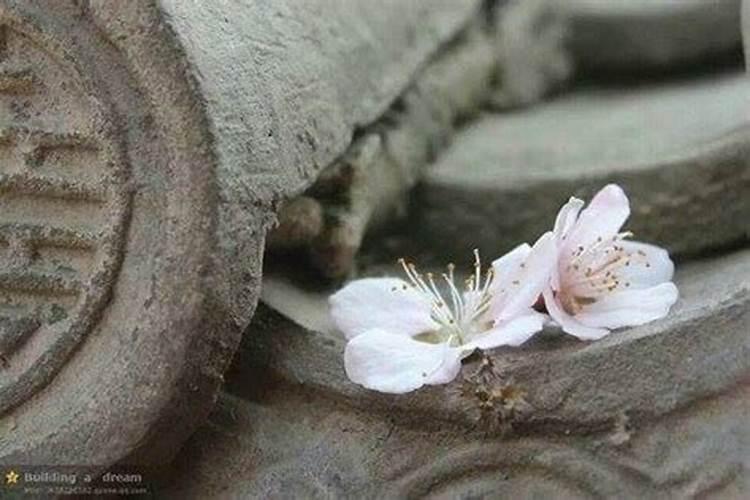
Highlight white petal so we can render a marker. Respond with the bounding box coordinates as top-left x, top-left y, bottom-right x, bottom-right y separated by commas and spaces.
553, 197, 584, 242
465, 312, 545, 349
490, 232, 557, 321
491, 242, 531, 286
618, 241, 675, 288
344, 329, 462, 393
488, 243, 530, 319
576, 282, 678, 329
542, 287, 610, 340
564, 184, 631, 252
330, 278, 438, 340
